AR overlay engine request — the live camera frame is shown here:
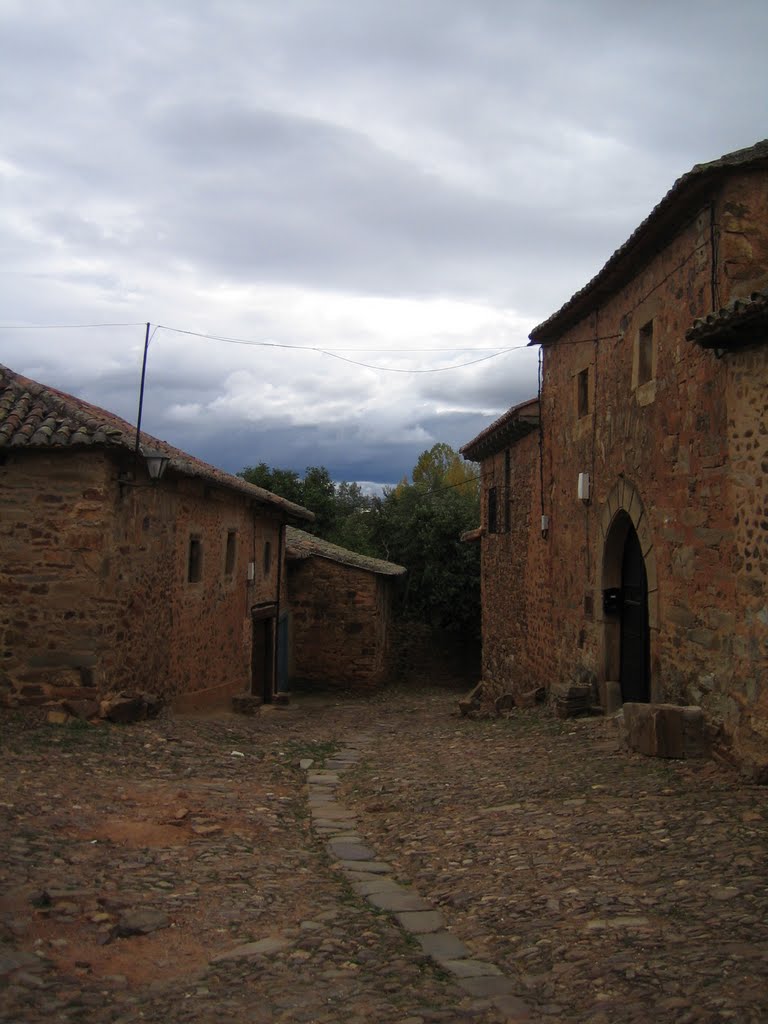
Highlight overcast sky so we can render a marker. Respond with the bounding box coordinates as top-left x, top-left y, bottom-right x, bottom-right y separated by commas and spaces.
2, 1, 767, 488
